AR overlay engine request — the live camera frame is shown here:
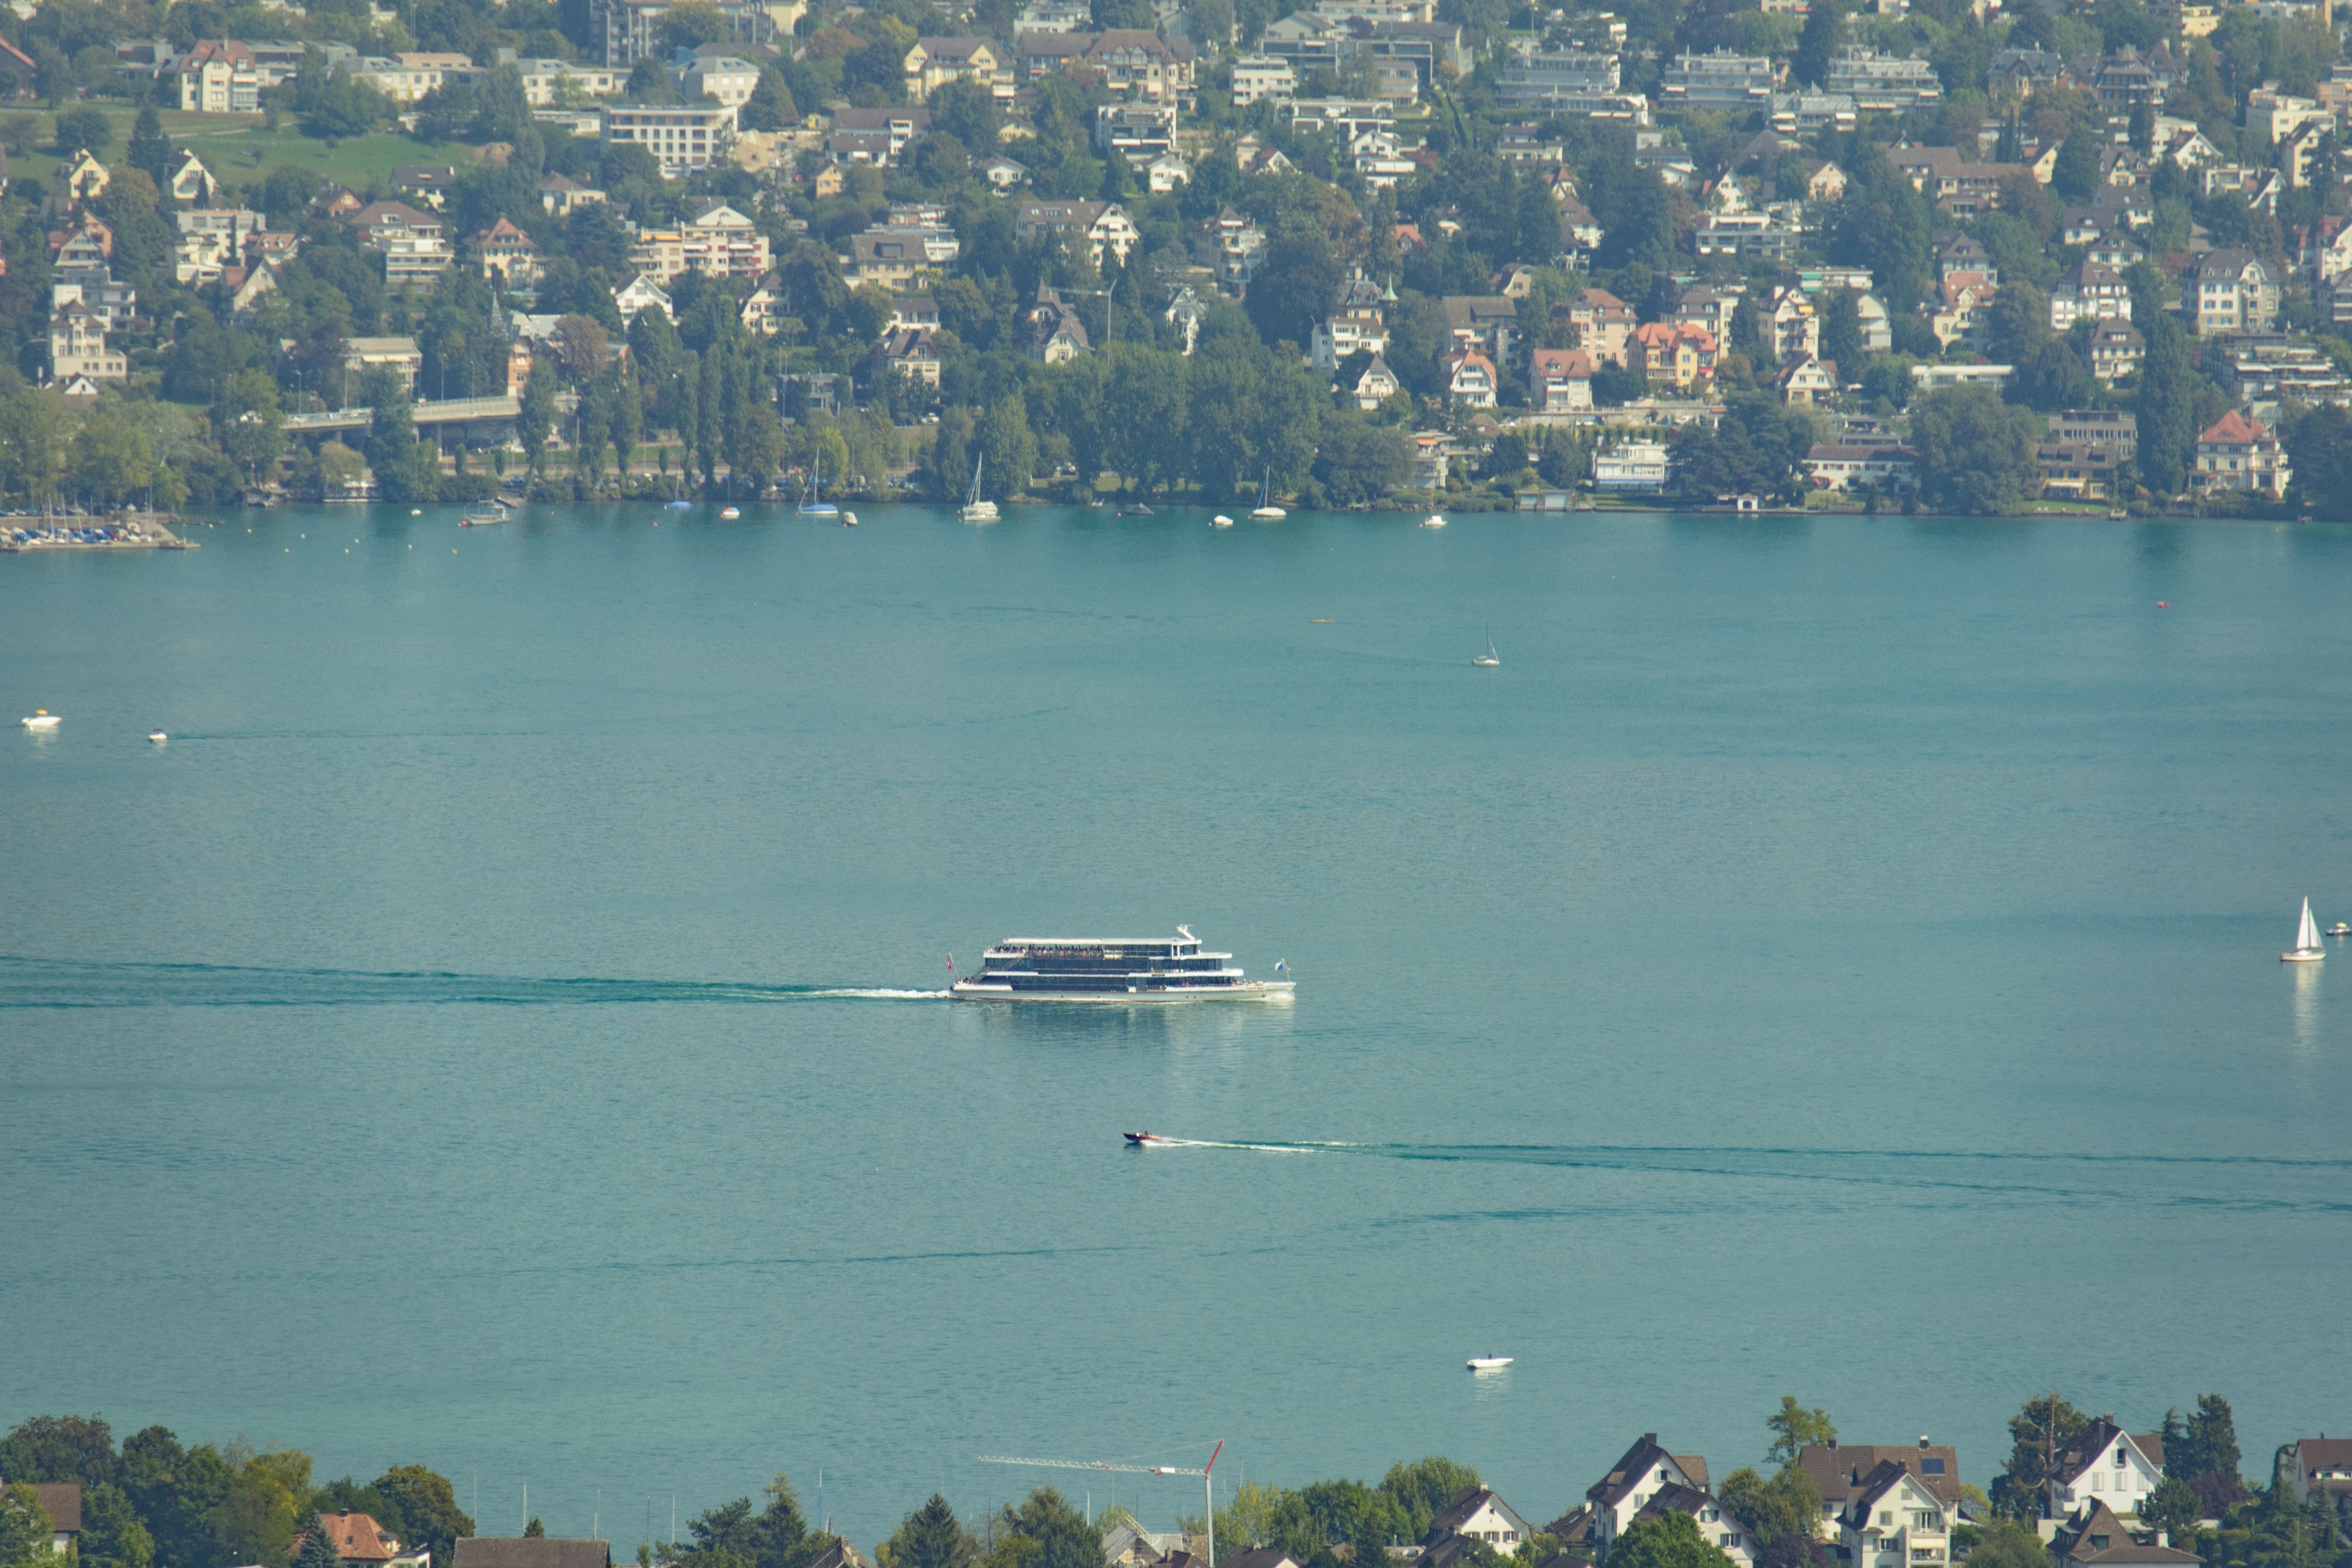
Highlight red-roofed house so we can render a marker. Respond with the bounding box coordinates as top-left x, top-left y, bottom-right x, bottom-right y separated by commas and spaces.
1530, 346, 1595, 410
1441, 346, 1497, 407
1631, 320, 1718, 389
2194, 410, 2287, 496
